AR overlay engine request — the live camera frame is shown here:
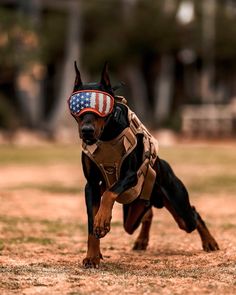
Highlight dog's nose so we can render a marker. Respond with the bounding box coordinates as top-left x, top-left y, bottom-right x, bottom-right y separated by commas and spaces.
81, 125, 95, 137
